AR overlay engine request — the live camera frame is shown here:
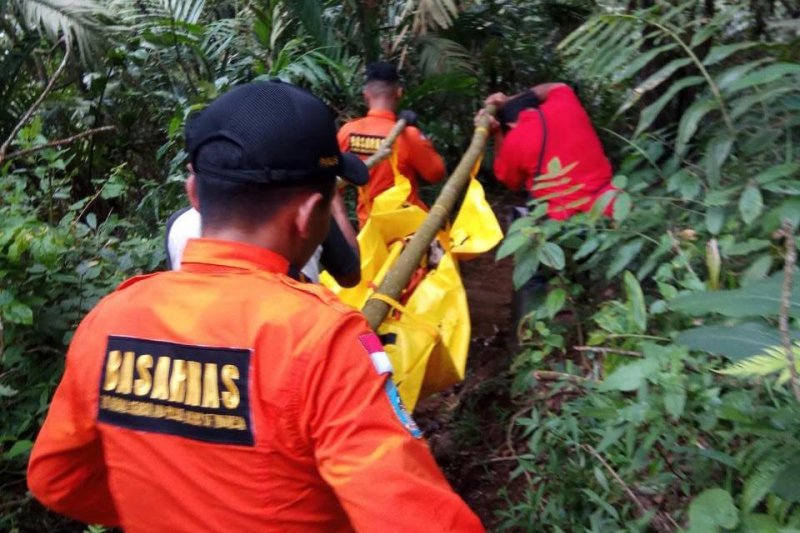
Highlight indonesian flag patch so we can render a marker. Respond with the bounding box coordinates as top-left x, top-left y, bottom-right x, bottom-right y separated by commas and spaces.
358, 333, 393, 375
358, 333, 422, 438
